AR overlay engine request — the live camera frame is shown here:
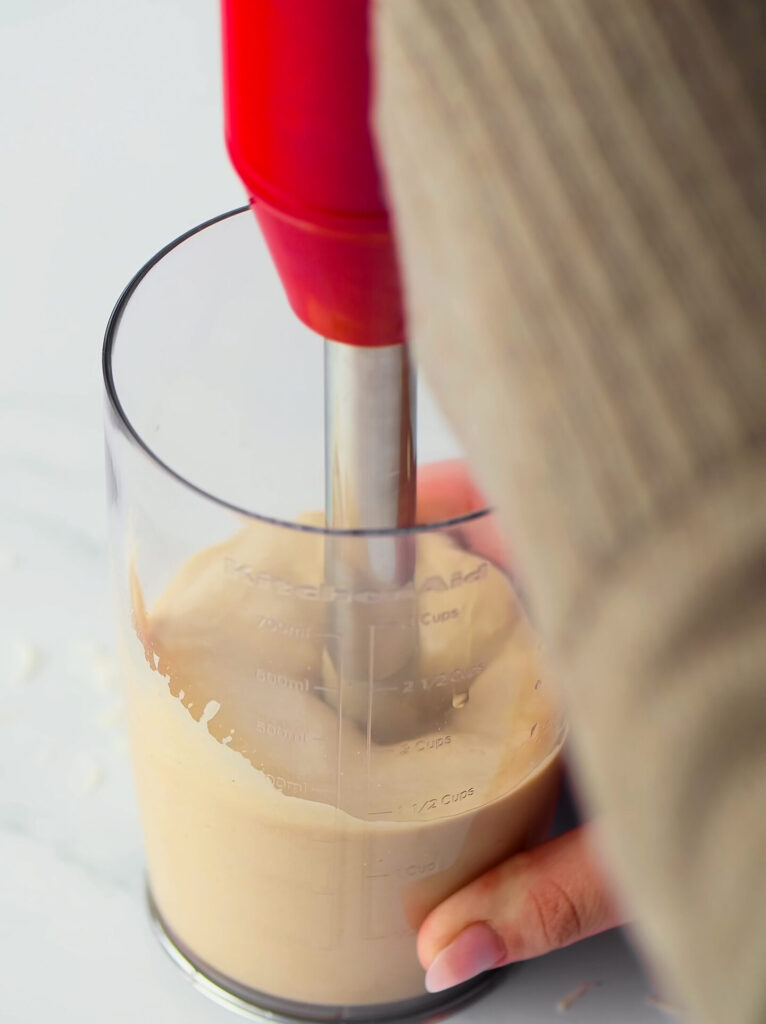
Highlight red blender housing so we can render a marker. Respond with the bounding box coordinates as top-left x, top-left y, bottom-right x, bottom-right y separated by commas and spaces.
221, 0, 405, 347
